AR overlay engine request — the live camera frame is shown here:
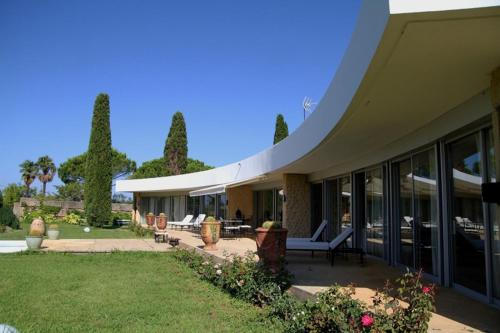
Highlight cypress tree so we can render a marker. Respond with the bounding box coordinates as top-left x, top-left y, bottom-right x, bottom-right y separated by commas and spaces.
84, 93, 112, 226
164, 111, 188, 175
273, 114, 289, 144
